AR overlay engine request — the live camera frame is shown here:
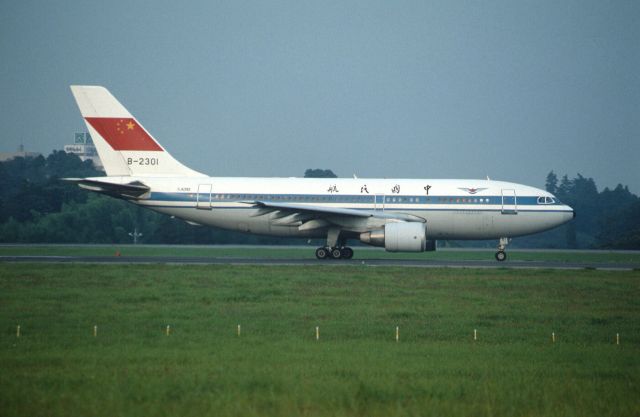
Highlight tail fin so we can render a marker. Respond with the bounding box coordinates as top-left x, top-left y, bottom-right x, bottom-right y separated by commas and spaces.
70, 86, 204, 177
